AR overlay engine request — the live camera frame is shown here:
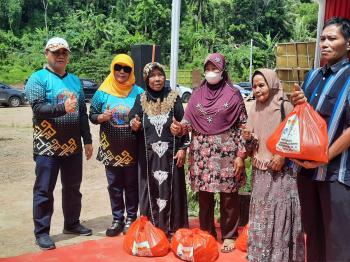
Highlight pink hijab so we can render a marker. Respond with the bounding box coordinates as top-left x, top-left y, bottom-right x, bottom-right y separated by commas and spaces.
247, 69, 293, 168
184, 53, 246, 135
